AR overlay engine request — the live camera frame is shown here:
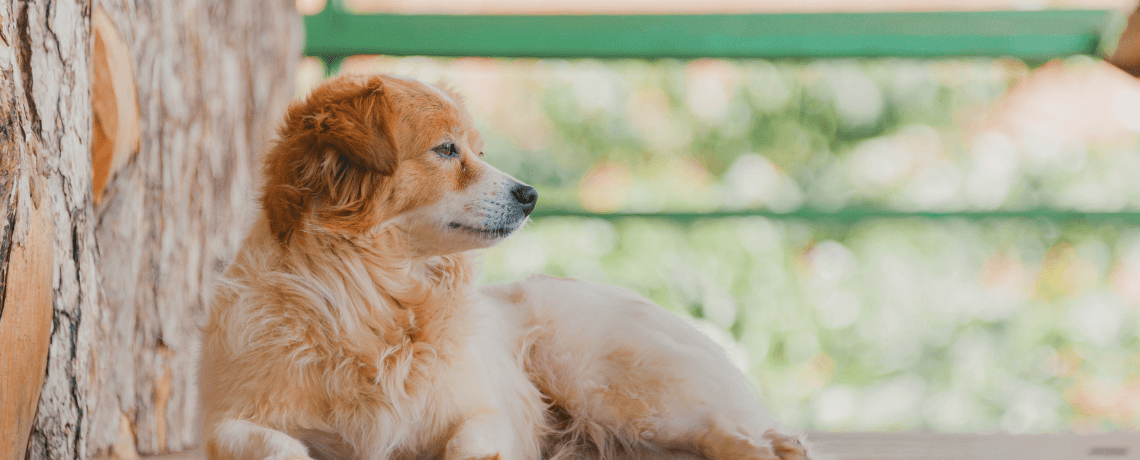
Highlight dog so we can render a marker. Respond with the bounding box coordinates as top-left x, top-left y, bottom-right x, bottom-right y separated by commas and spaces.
199, 73, 812, 460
